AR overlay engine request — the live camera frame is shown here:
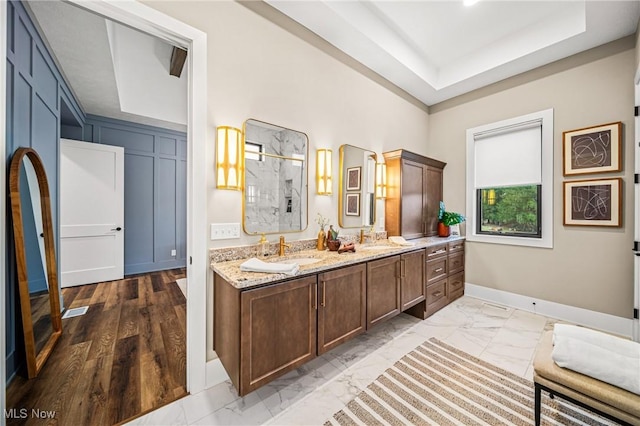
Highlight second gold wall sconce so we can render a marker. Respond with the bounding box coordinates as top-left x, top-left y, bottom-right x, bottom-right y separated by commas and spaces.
316, 149, 332, 195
